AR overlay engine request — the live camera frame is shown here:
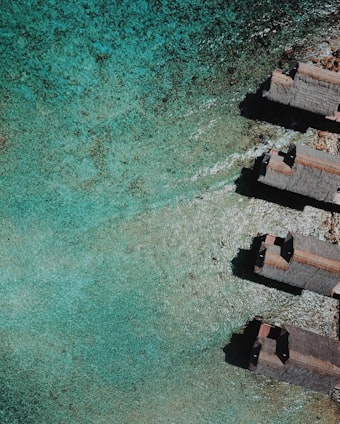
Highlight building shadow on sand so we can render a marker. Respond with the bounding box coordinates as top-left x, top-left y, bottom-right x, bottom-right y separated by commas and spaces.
222, 318, 261, 368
